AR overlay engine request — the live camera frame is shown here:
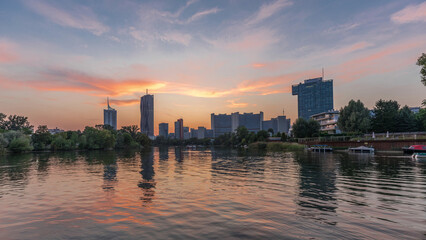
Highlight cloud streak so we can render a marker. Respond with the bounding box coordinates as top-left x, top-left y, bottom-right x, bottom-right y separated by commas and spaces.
391, 2, 426, 24
25, 0, 109, 35
246, 0, 292, 26
226, 99, 249, 108
187, 7, 221, 23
